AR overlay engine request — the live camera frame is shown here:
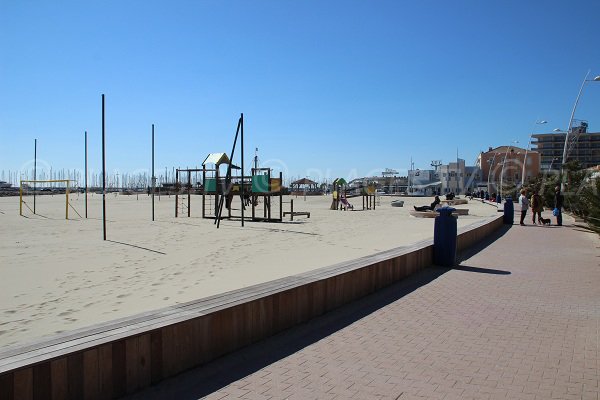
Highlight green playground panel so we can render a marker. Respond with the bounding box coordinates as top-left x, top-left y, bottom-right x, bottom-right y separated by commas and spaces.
205, 178, 217, 192
252, 175, 270, 193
